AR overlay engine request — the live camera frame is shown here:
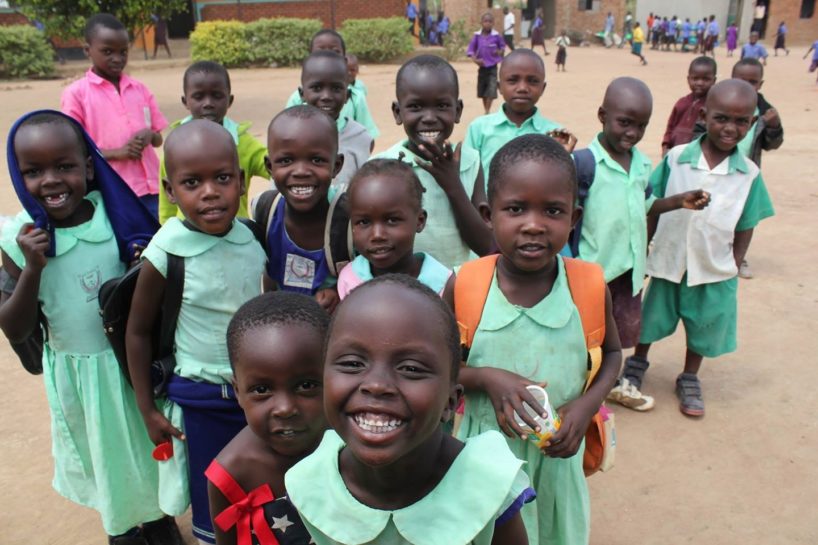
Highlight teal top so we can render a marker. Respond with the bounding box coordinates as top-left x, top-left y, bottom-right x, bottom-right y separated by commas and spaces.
736, 106, 761, 159
286, 430, 532, 545
578, 135, 656, 292
457, 256, 590, 545
371, 141, 480, 268
337, 252, 452, 299
285, 86, 380, 139
141, 218, 266, 383
464, 106, 562, 181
